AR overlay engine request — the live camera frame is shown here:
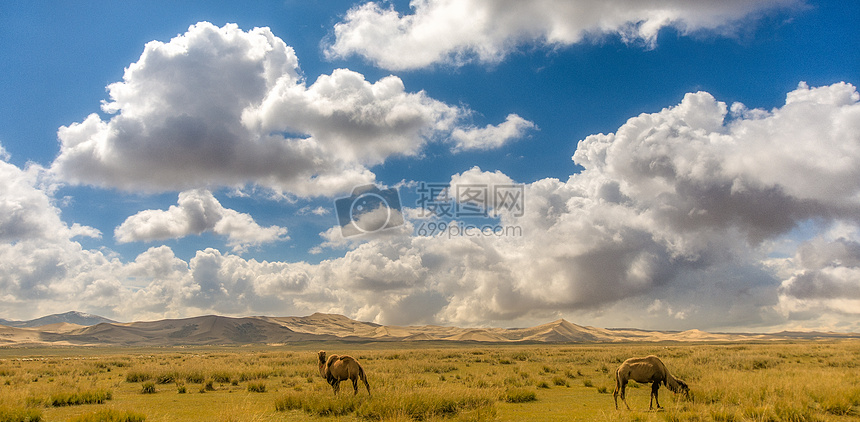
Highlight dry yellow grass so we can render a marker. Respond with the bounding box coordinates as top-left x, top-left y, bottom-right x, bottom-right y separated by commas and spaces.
0, 341, 857, 421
